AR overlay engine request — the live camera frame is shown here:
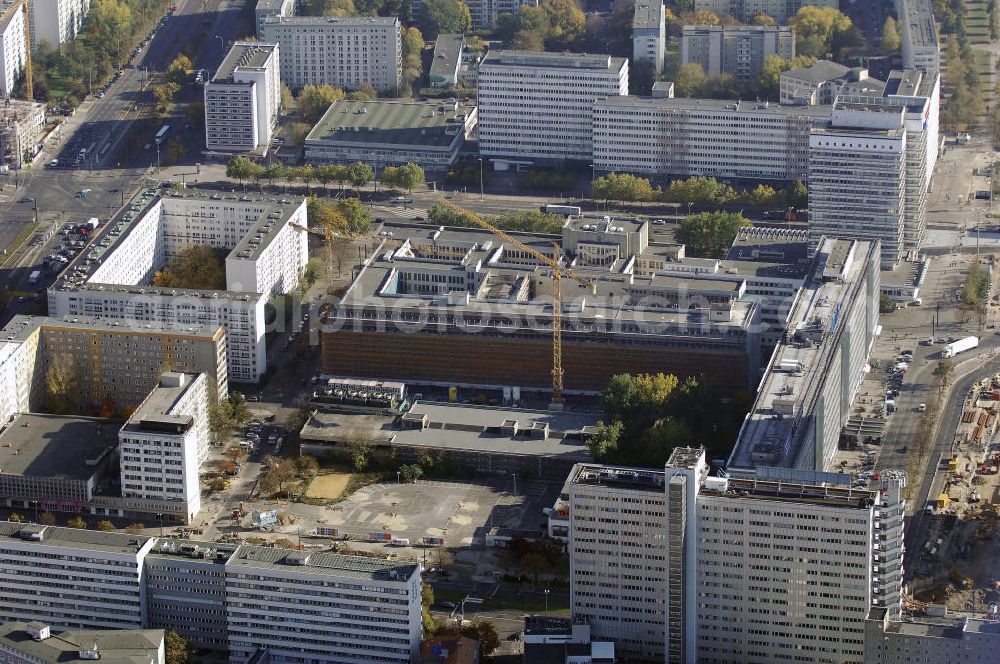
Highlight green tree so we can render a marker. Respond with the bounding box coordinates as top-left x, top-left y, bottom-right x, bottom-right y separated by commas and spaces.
152, 245, 227, 289
676, 211, 752, 258
785, 180, 808, 209
165, 54, 192, 85
44, 352, 81, 414
264, 162, 286, 189
66, 515, 87, 528
153, 81, 181, 109
757, 54, 788, 100
8, 513, 24, 523
400, 463, 424, 482
95, 520, 116, 532
752, 13, 776, 26
879, 292, 897, 314
592, 172, 657, 204
674, 62, 708, 97
227, 156, 258, 188
421, 581, 435, 636
347, 161, 374, 192
347, 437, 374, 471
586, 420, 623, 461
401, 26, 425, 93
164, 631, 191, 664
299, 83, 346, 123
744, 184, 779, 207
315, 164, 343, 195
420, 0, 472, 40
460, 621, 500, 657
881, 15, 901, 54
665, 176, 737, 205
337, 197, 372, 234
789, 5, 853, 58
228, 392, 252, 425
934, 358, 955, 388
